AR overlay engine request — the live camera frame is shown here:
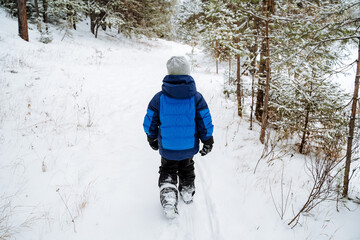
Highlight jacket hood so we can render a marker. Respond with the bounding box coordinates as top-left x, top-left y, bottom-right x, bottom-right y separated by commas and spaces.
162, 75, 197, 99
